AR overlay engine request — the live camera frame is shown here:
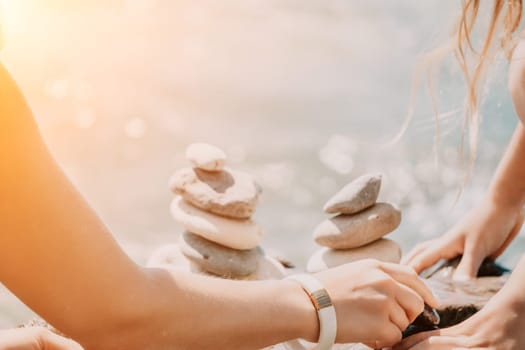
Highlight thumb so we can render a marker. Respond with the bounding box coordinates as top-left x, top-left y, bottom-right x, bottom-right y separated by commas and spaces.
453, 245, 484, 281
